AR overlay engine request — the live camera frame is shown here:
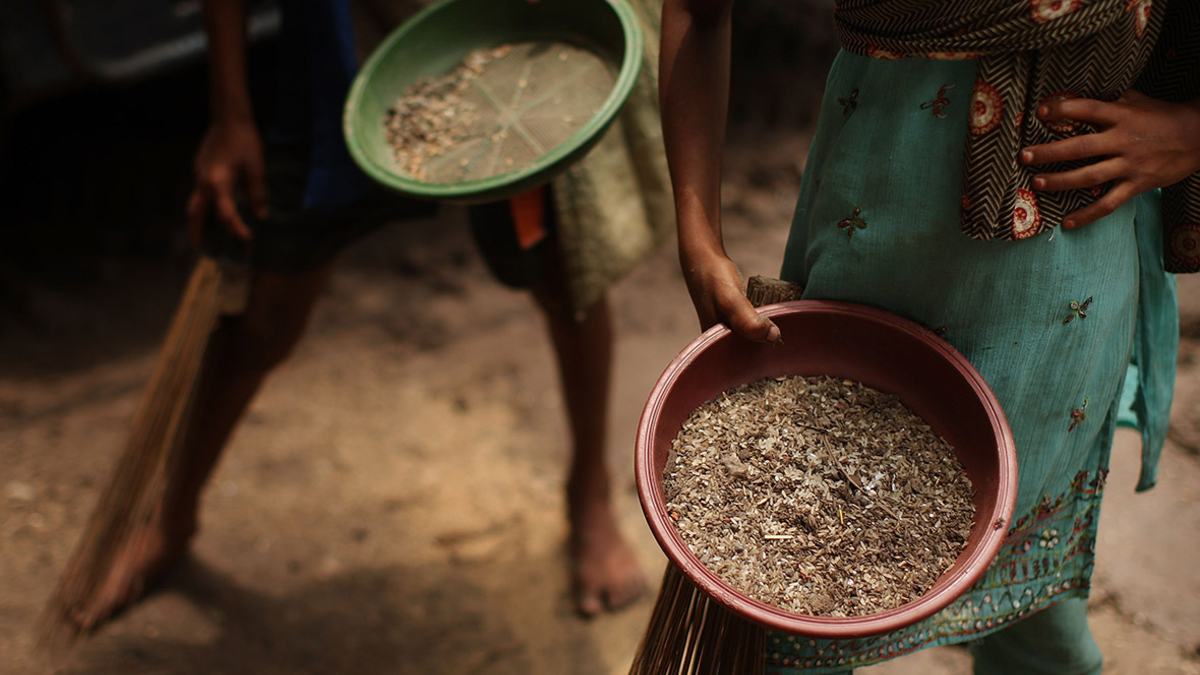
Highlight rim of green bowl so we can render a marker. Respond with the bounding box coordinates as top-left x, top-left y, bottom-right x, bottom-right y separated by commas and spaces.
342, 0, 644, 202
